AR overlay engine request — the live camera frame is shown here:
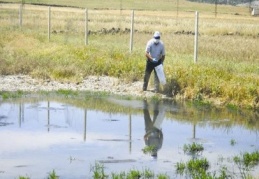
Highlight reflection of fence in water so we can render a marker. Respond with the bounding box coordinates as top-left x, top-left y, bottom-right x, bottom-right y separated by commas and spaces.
15, 101, 133, 152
